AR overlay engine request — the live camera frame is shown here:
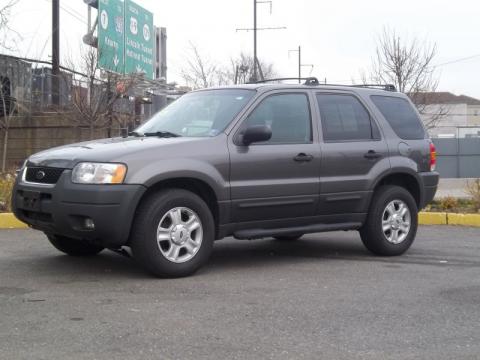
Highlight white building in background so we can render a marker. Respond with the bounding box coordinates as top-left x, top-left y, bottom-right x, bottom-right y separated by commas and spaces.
414, 92, 480, 138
